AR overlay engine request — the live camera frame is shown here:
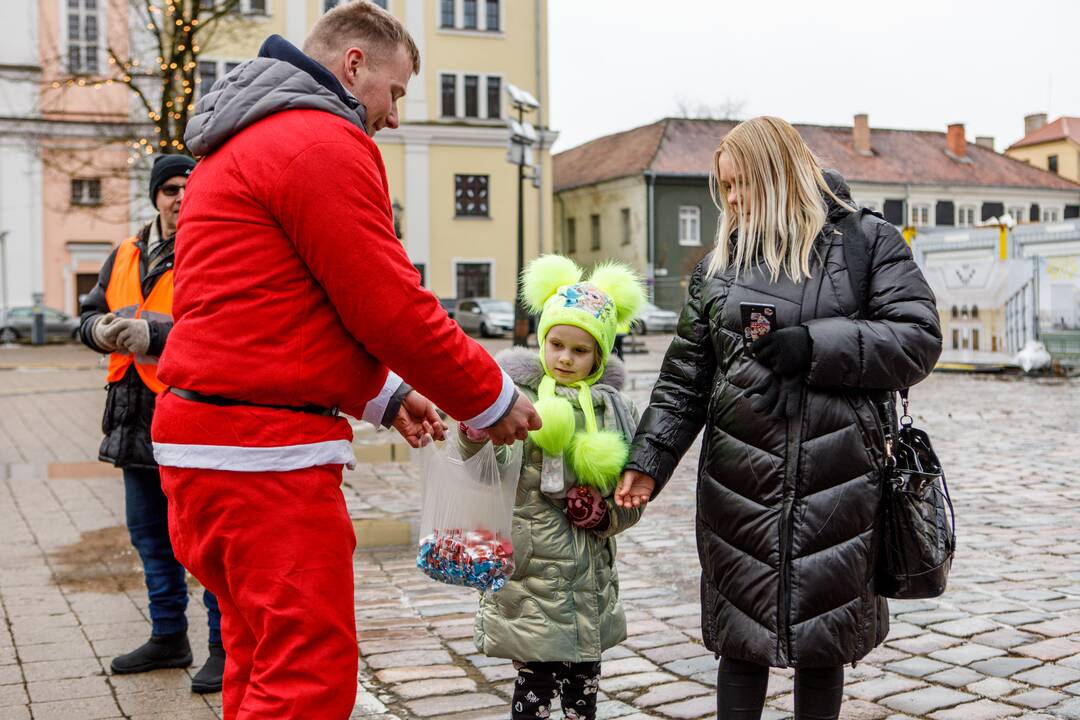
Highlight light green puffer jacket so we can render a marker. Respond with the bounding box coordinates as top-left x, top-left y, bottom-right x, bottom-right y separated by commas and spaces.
464, 347, 643, 663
